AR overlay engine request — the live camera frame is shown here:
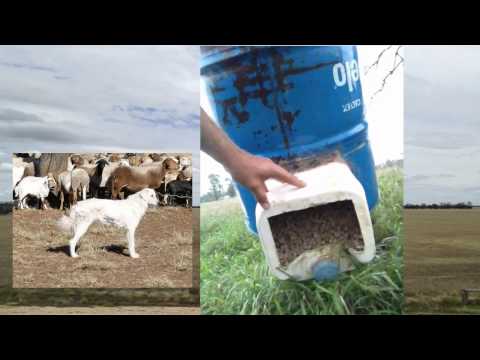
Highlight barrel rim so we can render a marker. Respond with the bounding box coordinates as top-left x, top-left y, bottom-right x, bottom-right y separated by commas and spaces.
200, 46, 270, 69
200, 45, 356, 71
